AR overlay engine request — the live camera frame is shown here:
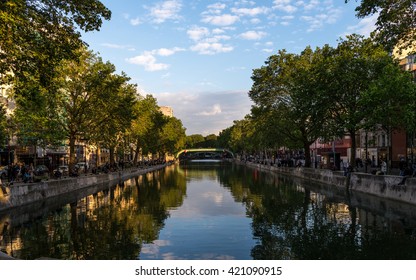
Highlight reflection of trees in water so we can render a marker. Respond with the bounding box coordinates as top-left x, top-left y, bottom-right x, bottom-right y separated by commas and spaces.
219, 164, 416, 259
3, 165, 187, 260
